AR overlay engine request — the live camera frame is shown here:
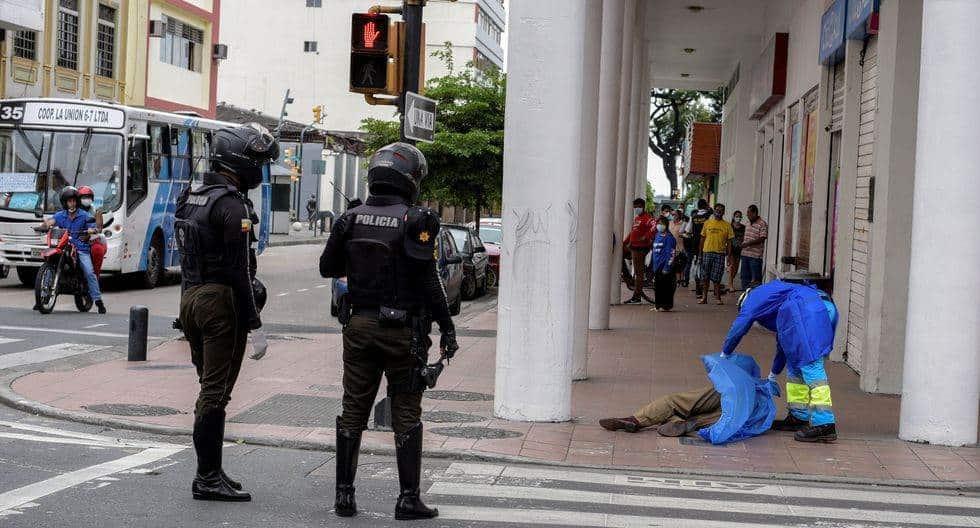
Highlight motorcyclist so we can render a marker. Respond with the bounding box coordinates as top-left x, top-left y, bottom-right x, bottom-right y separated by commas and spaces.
319, 142, 459, 520
175, 123, 278, 502
77, 186, 107, 275
40, 186, 105, 314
